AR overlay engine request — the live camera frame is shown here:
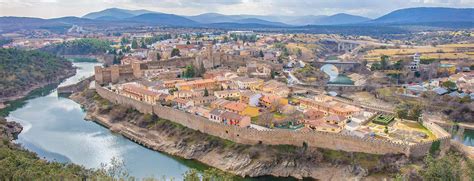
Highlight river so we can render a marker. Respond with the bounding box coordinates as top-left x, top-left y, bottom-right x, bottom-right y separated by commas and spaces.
453, 128, 474, 147
3, 62, 206, 179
